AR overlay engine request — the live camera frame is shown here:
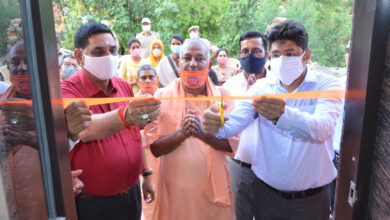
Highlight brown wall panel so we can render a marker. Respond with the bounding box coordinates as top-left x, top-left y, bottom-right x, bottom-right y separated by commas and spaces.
366, 25, 390, 220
